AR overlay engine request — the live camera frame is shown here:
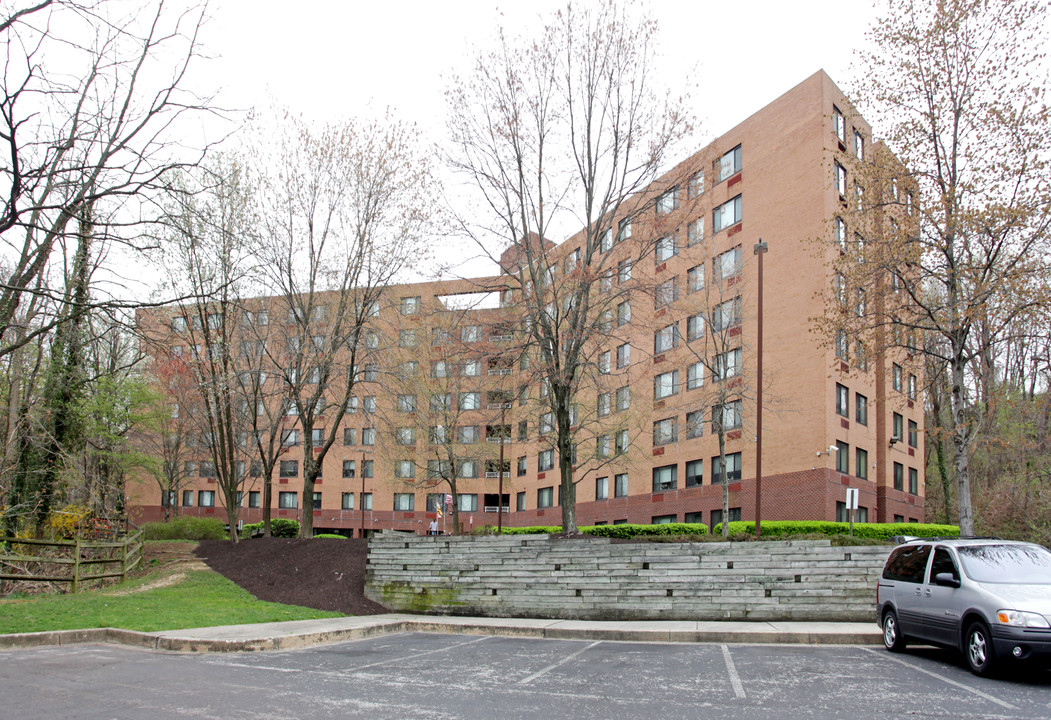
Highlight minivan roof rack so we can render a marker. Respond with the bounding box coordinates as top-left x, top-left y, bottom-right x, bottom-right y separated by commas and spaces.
900, 535, 1003, 543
